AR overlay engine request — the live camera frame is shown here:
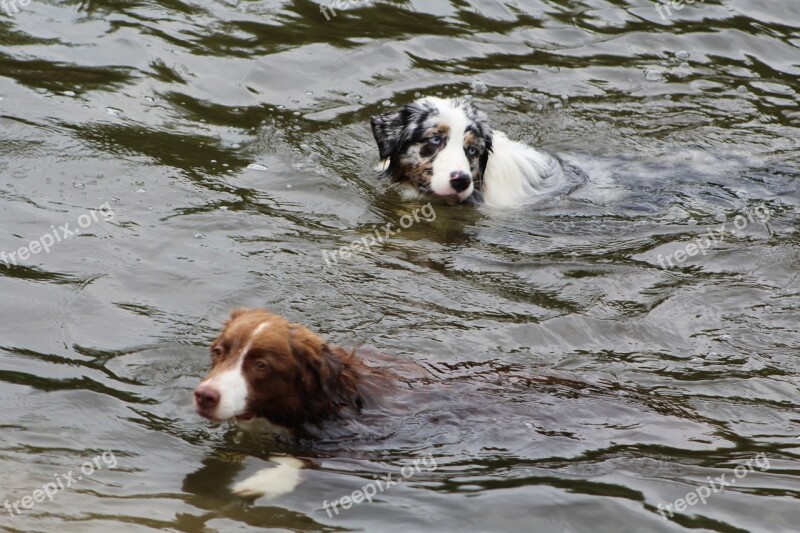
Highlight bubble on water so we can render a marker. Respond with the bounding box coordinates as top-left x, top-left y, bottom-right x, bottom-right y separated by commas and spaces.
705, 352, 722, 361
145, 96, 155, 103
305, 91, 314, 96
645, 69, 663, 82
737, 85, 748, 93
73, 182, 85, 189
714, 213, 727, 222
106, 107, 122, 116
554, 103, 562, 109
194, 233, 206, 239
211, 159, 217, 163
472, 80, 488, 95
220, 206, 229, 211
561, 94, 569, 101
232, 143, 241, 149
548, 66, 559, 73
136, 188, 146, 193
382, 100, 391, 106
345, 93, 362, 101
676, 50, 691, 61
719, 334, 732, 341
247, 163, 269, 171
63, 91, 76, 97
688, 218, 698, 226
309, 152, 322, 161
